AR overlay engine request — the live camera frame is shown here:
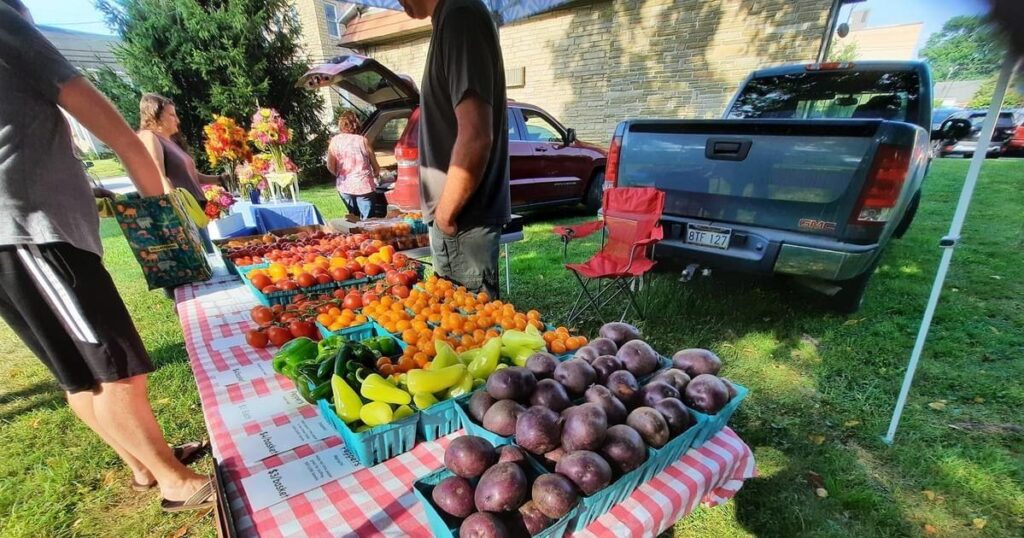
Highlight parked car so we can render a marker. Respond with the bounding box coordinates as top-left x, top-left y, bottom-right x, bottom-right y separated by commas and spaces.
1004, 113, 1024, 157
298, 54, 607, 213
931, 107, 962, 131
608, 61, 939, 312
936, 110, 1017, 158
